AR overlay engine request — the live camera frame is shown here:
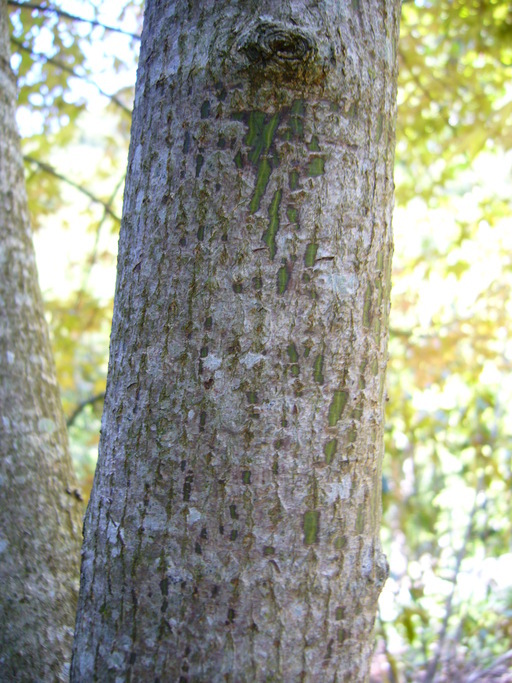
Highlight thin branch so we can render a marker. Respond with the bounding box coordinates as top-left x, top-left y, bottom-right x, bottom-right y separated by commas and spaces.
8, 0, 141, 40
67, 392, 105, 428
466, 649, 512, 683
11, 37, 132, 115
399, 48, 456, 107
24, 155, 122, 222
389, 326, 414, 339
75, 173, 125, 310
423, 486, 481, 683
